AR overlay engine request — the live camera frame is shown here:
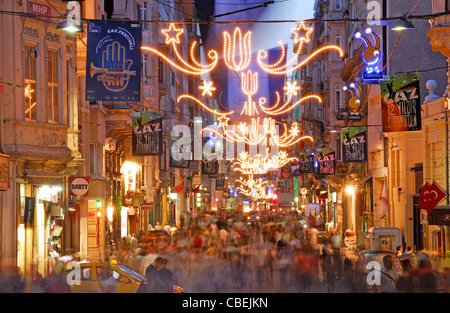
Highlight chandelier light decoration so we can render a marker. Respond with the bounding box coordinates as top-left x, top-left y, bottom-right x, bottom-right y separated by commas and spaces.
233, 150, 299, 175
142, 22, 344, 200
236, 175, 274, 200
